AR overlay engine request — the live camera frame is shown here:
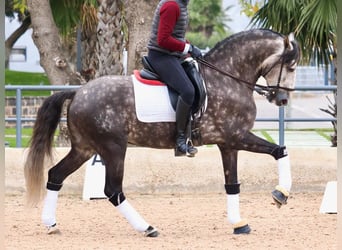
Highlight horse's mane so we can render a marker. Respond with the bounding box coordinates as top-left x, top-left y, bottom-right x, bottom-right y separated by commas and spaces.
204, 29, 284, 58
